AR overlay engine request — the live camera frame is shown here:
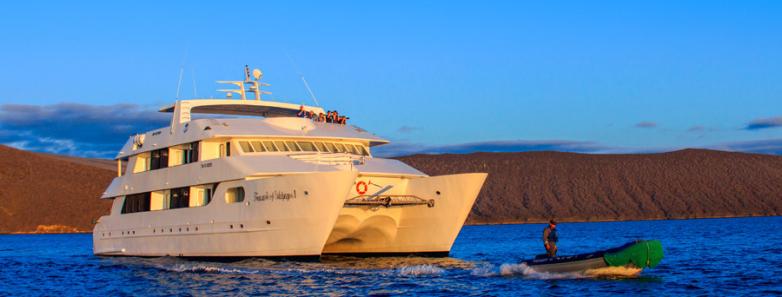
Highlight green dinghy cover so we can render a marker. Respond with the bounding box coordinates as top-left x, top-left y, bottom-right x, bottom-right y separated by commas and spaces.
603, 240, 664, 268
